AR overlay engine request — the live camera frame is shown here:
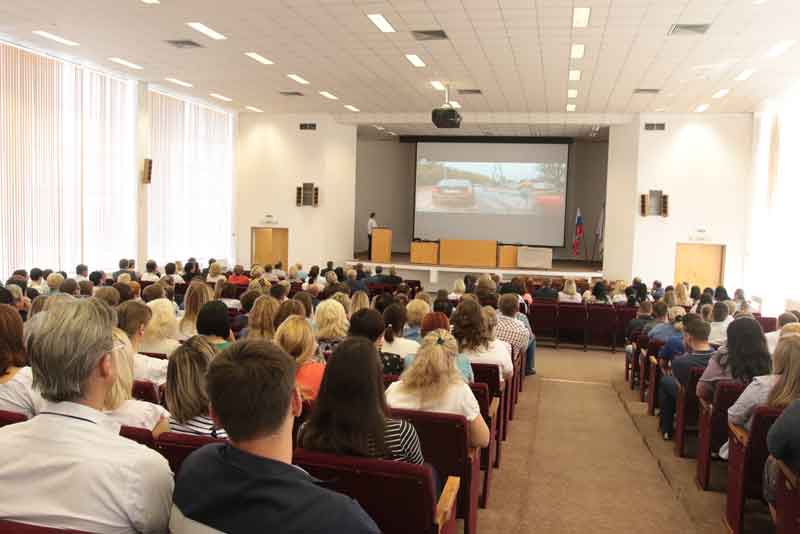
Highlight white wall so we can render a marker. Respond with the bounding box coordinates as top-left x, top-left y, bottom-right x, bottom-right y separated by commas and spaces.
603, 114, 752, 287
354, 138, 416, 254
236, 114, 357, 267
